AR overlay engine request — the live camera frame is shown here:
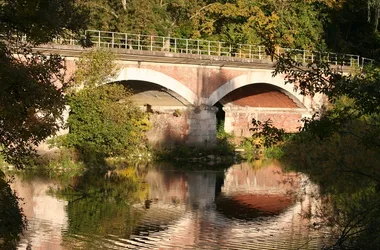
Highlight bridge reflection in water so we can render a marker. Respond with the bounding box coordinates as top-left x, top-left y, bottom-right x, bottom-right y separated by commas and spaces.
12, 162, 326, 249
134, 162, 322, 249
